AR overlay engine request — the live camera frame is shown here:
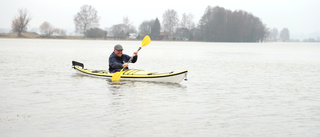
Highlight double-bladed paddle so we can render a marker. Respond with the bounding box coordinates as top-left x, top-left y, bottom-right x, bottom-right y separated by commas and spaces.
111, 35, 151, 82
